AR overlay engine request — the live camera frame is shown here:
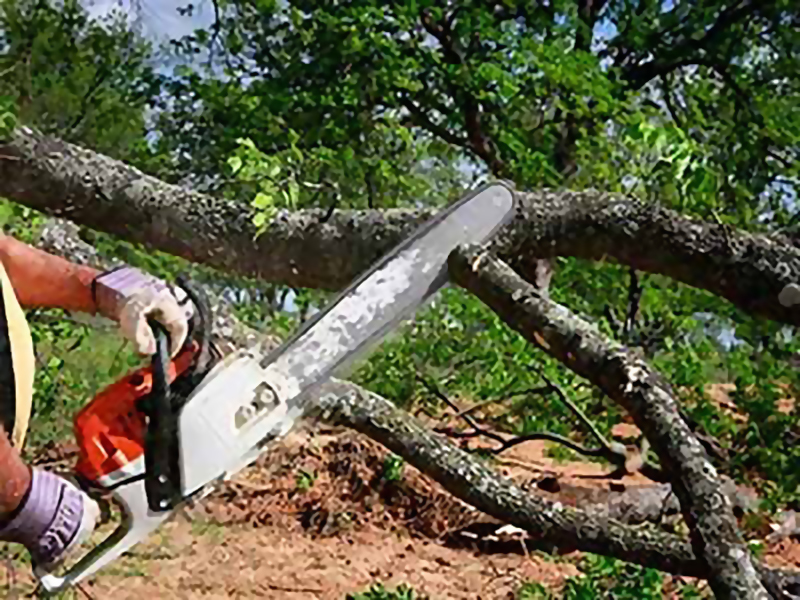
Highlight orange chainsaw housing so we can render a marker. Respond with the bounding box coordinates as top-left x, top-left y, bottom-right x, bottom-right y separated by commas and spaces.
73, 343, 198, 482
